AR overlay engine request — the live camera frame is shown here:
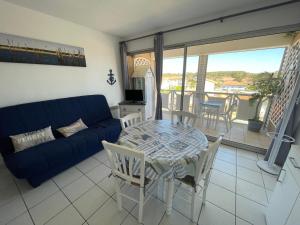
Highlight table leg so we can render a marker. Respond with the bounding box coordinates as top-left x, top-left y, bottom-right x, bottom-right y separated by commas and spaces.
166, 179, 174, 215
215, 108, 219, 129
206, 112, 210, 128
